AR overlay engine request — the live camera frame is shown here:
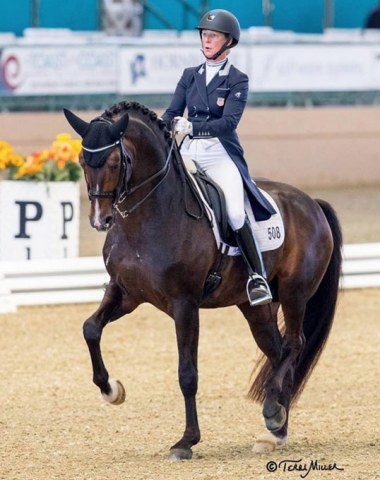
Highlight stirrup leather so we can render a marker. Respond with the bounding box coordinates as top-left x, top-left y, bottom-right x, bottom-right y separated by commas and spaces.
246, 273, 272, 307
